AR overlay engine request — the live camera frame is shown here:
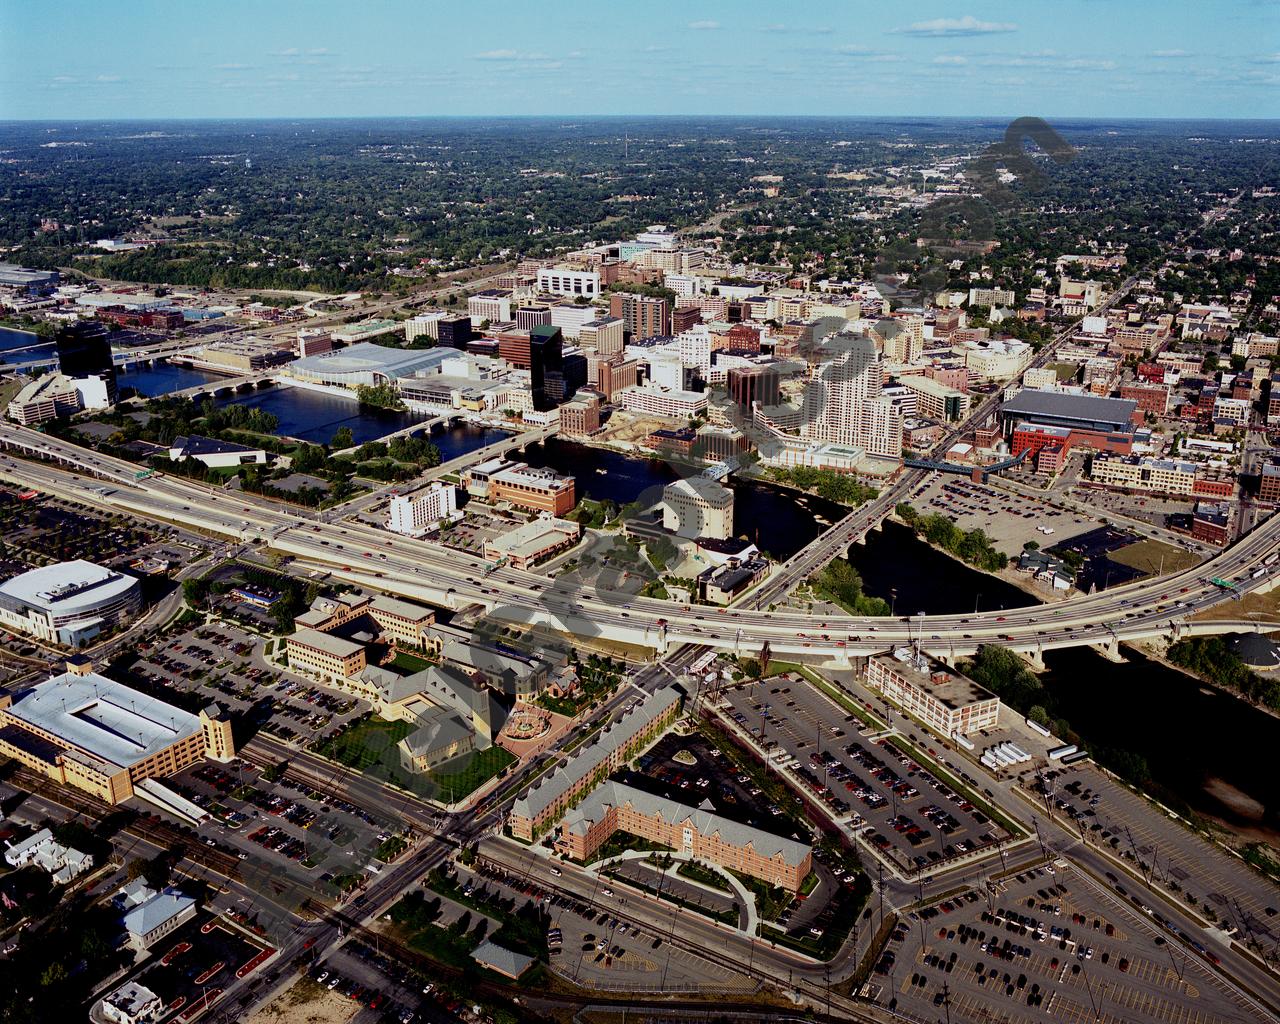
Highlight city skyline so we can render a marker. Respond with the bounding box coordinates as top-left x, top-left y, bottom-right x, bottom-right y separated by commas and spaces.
3, 0, 1279, 120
